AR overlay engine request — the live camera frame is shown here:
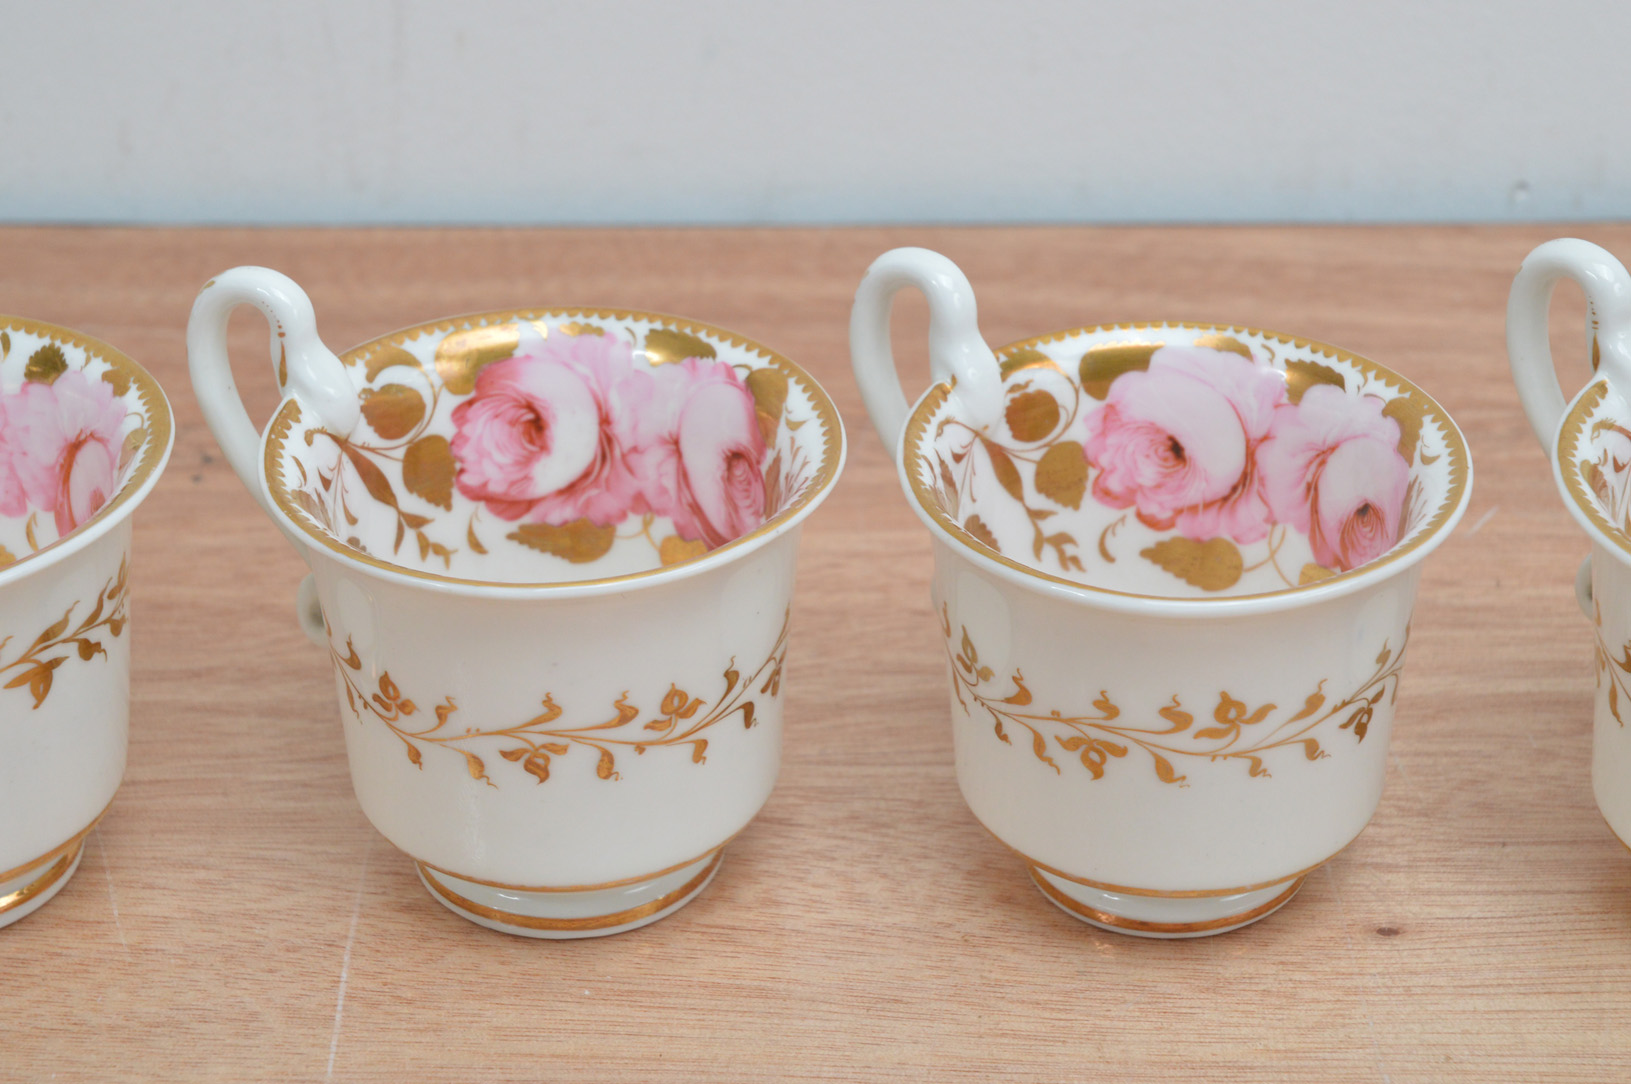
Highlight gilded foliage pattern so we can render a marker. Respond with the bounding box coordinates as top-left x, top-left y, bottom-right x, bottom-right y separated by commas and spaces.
942, 605, 1405, 784
328, 610, 788, 787
0, 559, 128, 709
